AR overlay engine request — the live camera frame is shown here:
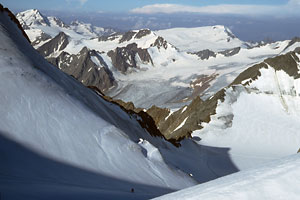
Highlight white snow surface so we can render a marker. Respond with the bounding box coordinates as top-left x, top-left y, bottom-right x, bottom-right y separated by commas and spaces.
16, 9, 113, 42
5, 8, 300, 199
0, 10, 196, 199
70, 20, 113, 37
155, 64, 300, 200
154, 153, 300, 200
16, 9, 49, 27
155, 26, 245, 52
91, 55, 102, 67
193, 66, 300, 169
173, 117, 188, 132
